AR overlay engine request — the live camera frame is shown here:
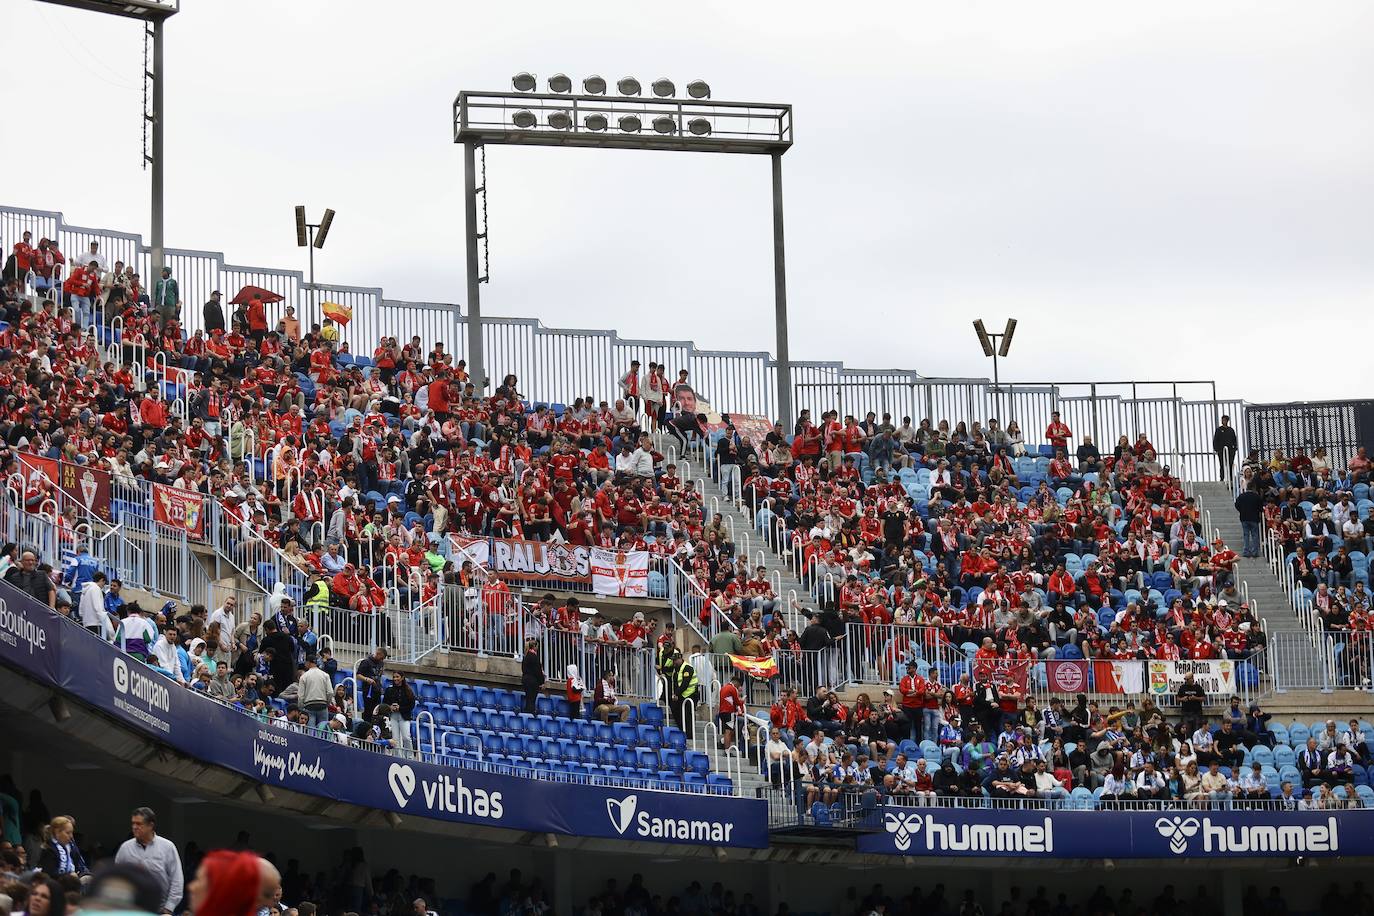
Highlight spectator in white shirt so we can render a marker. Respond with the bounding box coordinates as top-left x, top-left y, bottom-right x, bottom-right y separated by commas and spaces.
1192, 725, 1217, 765
150, 624, 185, 684
1235, 763, 1270, 806
79, 571, 112, 638
1134, 762, 1168, 801
1032, 760, 1069, 805
115, 807, 183, 914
